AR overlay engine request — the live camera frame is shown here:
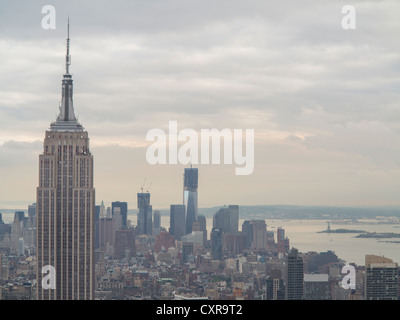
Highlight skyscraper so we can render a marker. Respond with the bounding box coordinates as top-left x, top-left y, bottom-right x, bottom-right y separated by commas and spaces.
11, 211, 26, 255
241, 220, 253, 249
277, 227, 288, 255
0, 214, 8, 242
169, 204, 186, 241
97, 200, 113, 252
250, 220, 267, 250
365, 255, 398, 300
303, 274, 330, 300
286, 248, 304, 300
196, 214, 207, 246
211, 228, 223, 260
36, 22, 95, 300
183, 167, 198, 234
213, 205, 239, 234
28, 203, 37, 222
137, 192, 152, 236
228, 205, 239, 234
153, 210, 161, 236
112, 201, 128, 228
213, 207, 230, 233
98, 215, 113, 252
94, 204, 100, 249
